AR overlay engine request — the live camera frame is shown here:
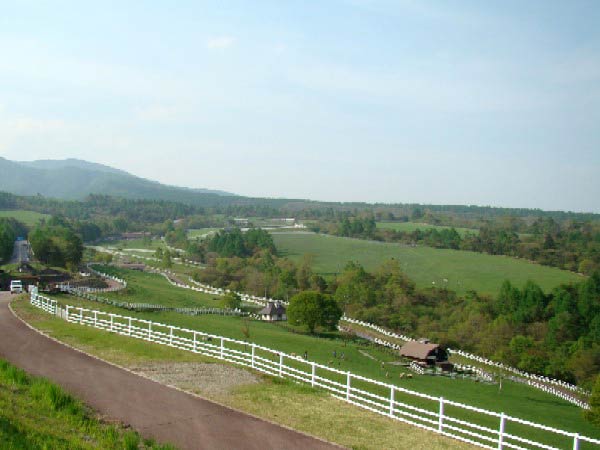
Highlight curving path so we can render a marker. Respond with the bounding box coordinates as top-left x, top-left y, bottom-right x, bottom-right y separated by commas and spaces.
0, 292, 340, 450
